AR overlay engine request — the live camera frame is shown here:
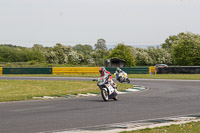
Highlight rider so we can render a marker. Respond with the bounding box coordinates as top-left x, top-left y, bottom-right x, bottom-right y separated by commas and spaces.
114, 67, 127, 81
99, 67, 117, 89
